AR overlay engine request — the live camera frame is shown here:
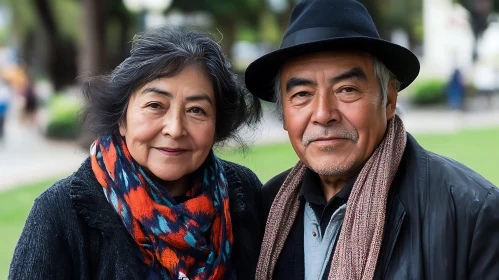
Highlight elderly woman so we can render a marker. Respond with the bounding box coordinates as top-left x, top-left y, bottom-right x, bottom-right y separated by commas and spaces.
9, 26, 262, 279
